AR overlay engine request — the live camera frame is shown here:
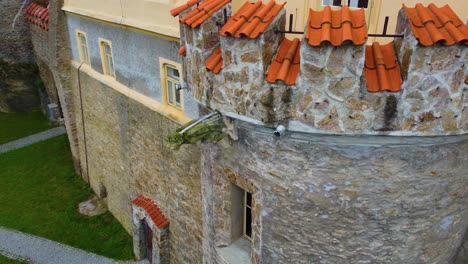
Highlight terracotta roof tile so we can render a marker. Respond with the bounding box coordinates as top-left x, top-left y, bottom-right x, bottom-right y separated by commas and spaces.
25, 3, 48, 31
178, 45, 187, 57
206, 47, 223, 74
131, 195, 169, 229
266, 38, 301, 85
180, 0, 231, 28
305, 5, 367, 46
403, 3, 468, 46
170, 0, 202, 17
364, 42, 402, 93
220, 0, 285, 38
